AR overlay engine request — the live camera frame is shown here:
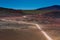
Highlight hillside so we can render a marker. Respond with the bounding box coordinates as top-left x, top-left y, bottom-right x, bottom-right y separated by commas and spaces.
37, 5, 60, 10
23, 5, 60, 14
0, 5, 60, 17
42, 11, 60, 18
0, 7, 23, 17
